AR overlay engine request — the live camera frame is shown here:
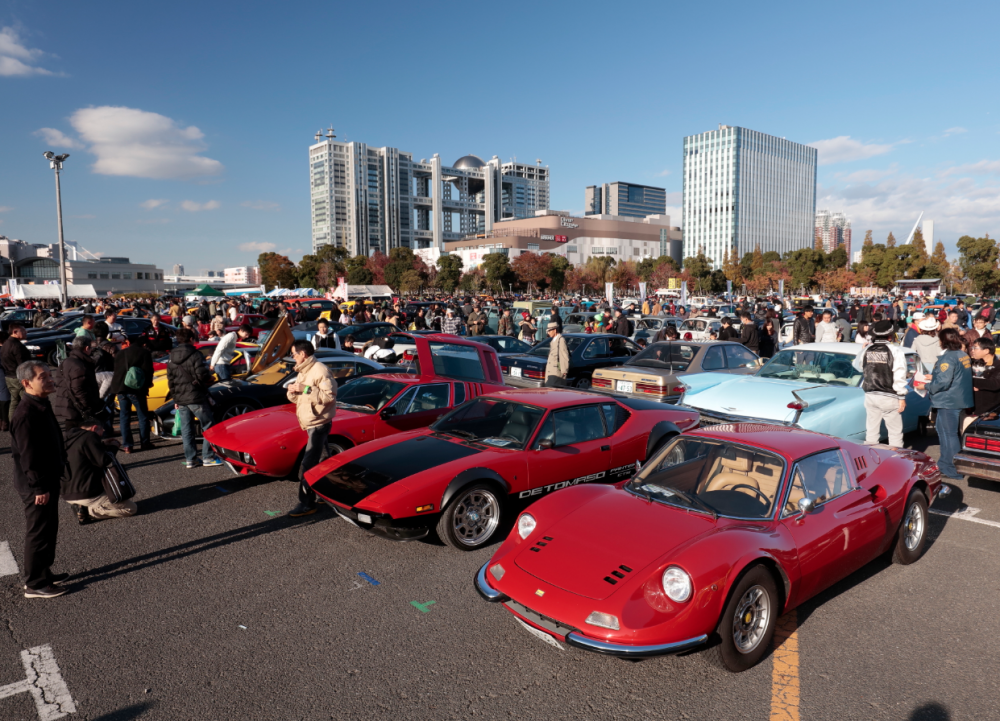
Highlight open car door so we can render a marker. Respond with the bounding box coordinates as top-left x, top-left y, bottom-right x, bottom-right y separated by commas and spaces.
404, 333, 504, 386
247, 315, 294, 375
